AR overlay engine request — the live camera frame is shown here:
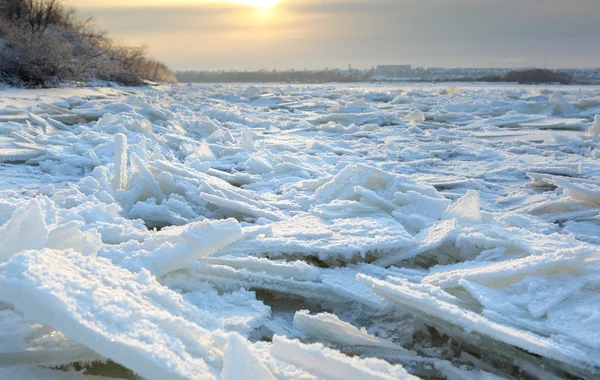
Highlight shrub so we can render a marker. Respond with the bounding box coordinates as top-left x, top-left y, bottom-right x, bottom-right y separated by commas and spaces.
0, 24, 83, 86
502, 69, 572, 85
0, 0, 177, 87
